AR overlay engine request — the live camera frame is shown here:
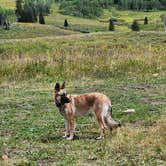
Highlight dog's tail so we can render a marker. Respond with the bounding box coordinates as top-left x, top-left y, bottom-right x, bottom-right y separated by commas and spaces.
104, 106, 121, 131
